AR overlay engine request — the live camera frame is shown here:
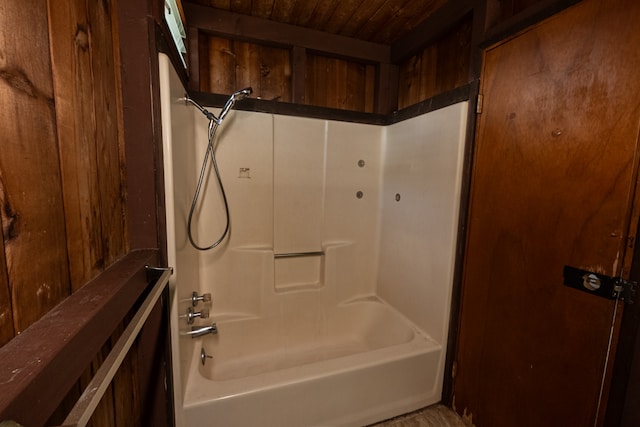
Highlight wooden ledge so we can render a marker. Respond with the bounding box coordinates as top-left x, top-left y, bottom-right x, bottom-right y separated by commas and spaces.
0, 249, 159, 427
